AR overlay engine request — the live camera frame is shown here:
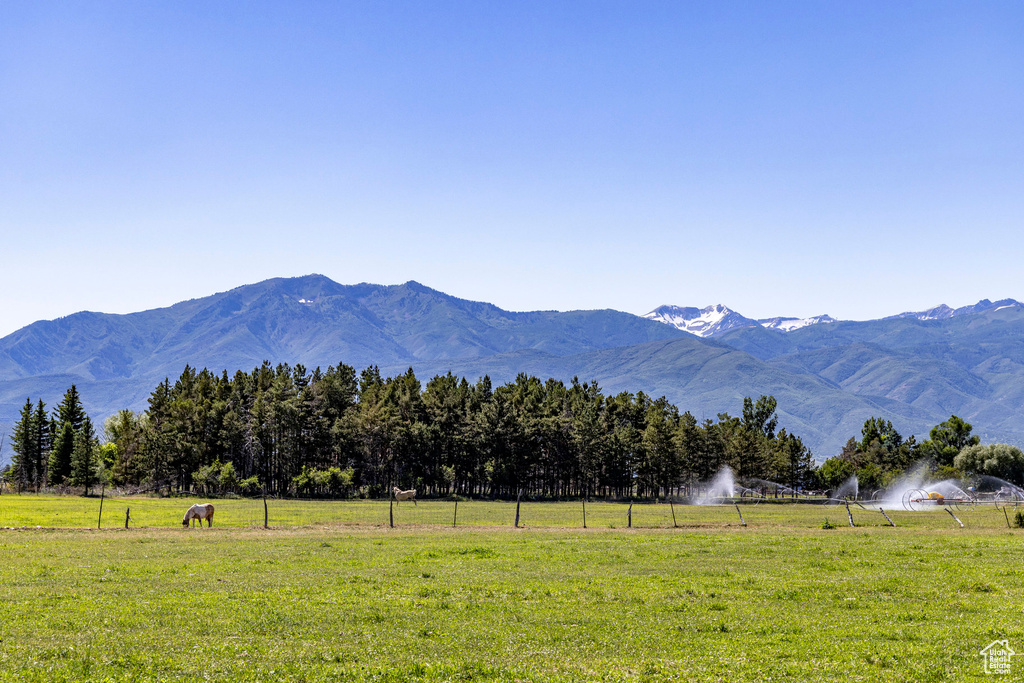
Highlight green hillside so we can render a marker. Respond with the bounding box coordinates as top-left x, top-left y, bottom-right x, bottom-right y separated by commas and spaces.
717, 306, 1024, 447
